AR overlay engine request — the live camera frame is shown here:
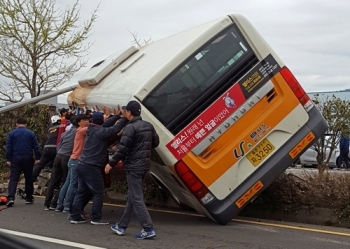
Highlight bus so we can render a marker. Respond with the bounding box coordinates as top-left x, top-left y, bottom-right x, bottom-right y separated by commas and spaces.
70, 14, 328, 225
